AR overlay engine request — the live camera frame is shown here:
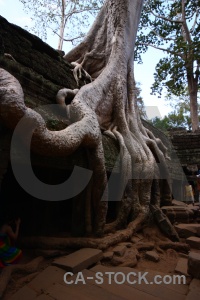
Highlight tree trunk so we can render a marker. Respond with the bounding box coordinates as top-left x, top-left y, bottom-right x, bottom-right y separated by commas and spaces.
57, 0, 66, 51
188, 77, 199, 132
0, 0, 179, 241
